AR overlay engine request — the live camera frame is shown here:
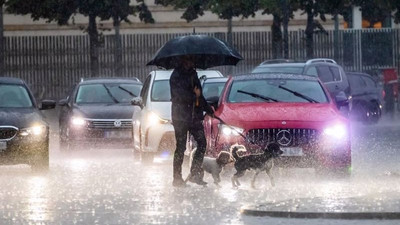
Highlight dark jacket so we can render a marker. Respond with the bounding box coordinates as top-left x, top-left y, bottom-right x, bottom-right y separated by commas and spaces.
170, 66, 213, 123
